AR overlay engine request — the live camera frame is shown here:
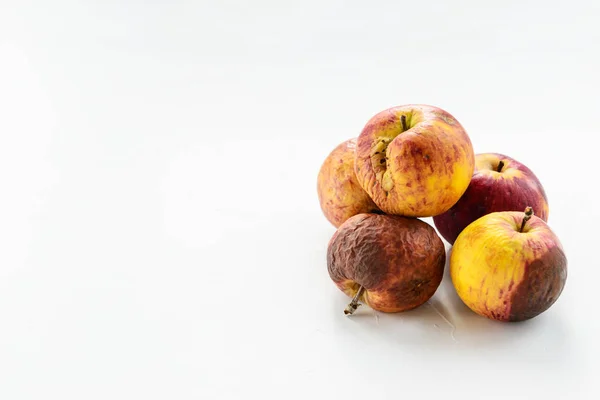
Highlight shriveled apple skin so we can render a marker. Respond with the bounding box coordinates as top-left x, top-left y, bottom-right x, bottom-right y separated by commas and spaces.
327, 213, 445, 313
317, 138, 380, 227
433, 153, 549, 244
450, 212, 567, 322
354, 105, 474, 217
